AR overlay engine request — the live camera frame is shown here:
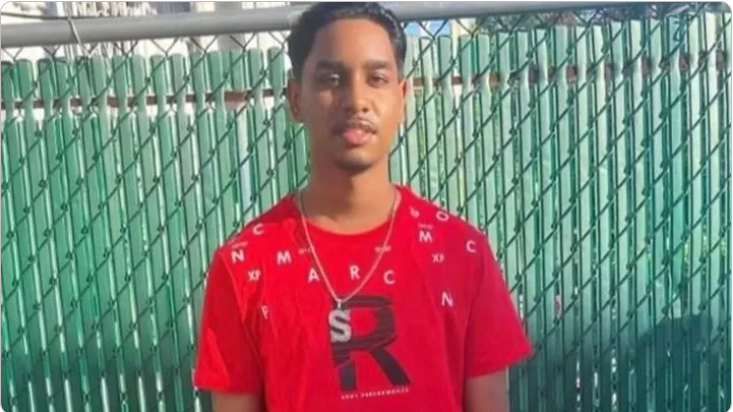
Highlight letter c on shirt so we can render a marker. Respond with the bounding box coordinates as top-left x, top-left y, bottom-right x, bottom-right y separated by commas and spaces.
466, 240, 477, 253
383, 270, 395, 285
